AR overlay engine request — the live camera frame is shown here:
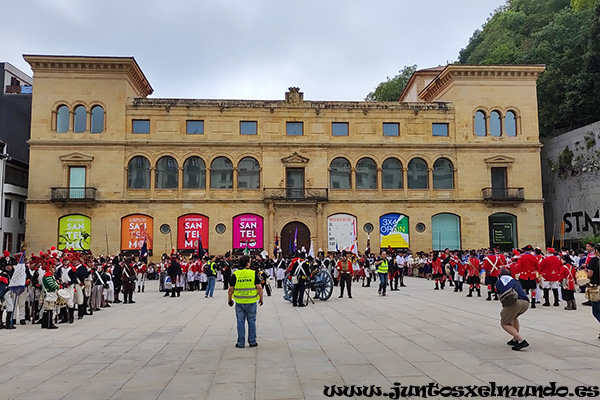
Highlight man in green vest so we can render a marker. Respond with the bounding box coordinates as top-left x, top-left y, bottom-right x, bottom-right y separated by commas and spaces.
228, 255, 263, 348
375, 250, 389, 296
